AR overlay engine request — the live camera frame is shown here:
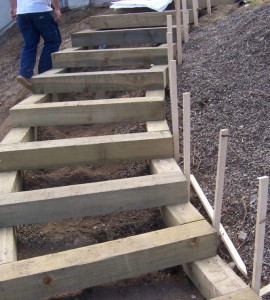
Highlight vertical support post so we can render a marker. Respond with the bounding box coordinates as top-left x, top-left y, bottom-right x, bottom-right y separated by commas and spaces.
192, 0, 199, 27
252, 176, 269, 295
169, 60, 180, 162
207, 0, 212, 15
213, 129, 229, 233
183, 92, 191, 201
181, 0, 189, 43
166, 15, 174, 64
175, 0, 183, 64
